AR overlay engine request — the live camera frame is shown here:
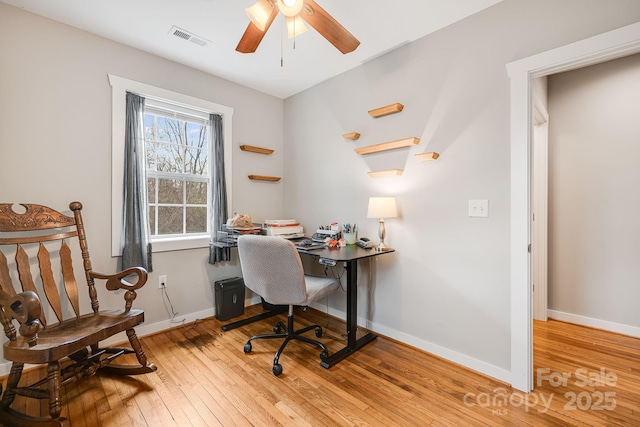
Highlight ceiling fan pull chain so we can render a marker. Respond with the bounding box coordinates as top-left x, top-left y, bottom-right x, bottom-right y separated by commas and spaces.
292, 17, 297, 50
280, 15, 284, 67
